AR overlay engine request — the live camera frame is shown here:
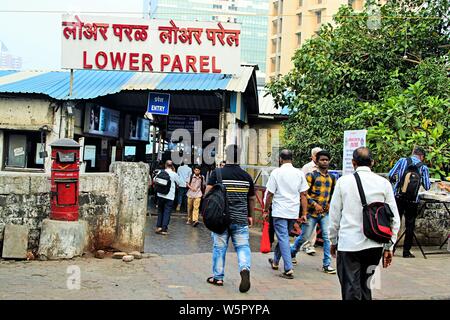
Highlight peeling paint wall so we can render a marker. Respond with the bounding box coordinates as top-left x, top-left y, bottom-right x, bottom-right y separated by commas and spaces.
0, 97, 54, 131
